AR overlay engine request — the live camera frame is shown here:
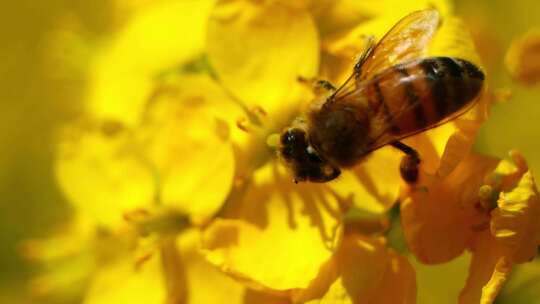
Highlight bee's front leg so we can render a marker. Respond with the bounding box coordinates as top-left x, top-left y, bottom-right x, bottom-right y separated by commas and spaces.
297, 76, 336, 95
391, 141, 420, 184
